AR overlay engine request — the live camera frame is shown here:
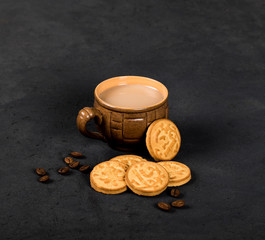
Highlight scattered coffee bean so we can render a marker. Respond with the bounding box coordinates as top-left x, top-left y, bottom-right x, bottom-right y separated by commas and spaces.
58, 166, 70, 174
171, 200, 185, 208
64, 157, 74, 164
36, 168, 46, 176
79, 165, 89, 172
69, 161, 80, 169
157, 202, 171, 211
39, 175, 49, 182
70, 152, 83, 158
170, 188, 180, 198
